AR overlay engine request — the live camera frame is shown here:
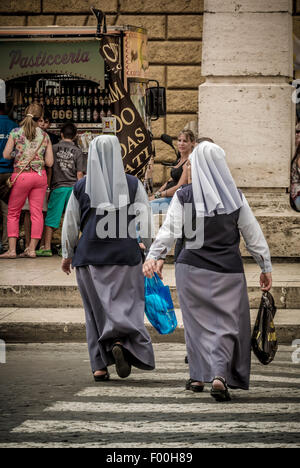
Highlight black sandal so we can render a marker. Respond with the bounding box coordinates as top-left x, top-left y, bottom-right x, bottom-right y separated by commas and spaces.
185, 378, 205, 393
210, 376, 231, 402
93, 368, 110, 382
